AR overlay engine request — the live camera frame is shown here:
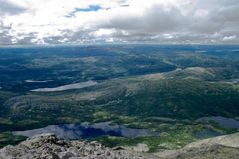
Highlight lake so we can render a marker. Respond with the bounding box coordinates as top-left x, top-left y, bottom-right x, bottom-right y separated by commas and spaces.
198, 116, 239, 129
31, 81, 97, 92
25, 80, 53, 83
193, 129, 224, 139
13, 122, 160, 139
